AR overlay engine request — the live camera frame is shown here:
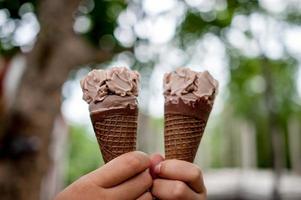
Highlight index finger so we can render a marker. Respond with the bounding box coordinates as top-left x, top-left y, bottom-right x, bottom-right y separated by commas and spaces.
87, 151, 151, 188
154, 159, 206, 193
